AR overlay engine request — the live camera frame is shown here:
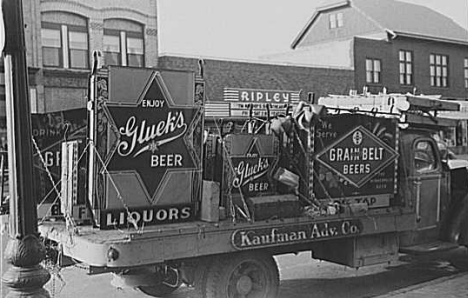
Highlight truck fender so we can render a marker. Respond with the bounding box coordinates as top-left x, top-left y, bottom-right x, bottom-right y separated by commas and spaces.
457, 194, 468, 246
442, 193, 468, 245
